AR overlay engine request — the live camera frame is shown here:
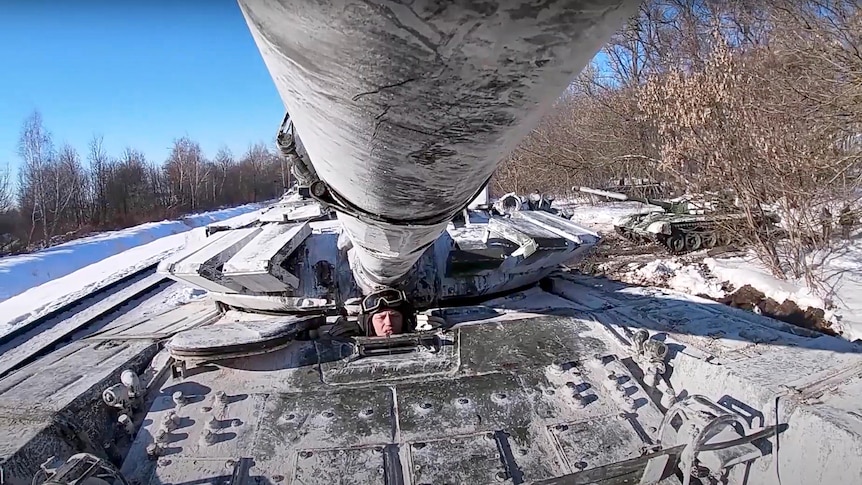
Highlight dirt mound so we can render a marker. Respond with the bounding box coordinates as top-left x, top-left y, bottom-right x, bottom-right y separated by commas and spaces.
719, 284, 836, 336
